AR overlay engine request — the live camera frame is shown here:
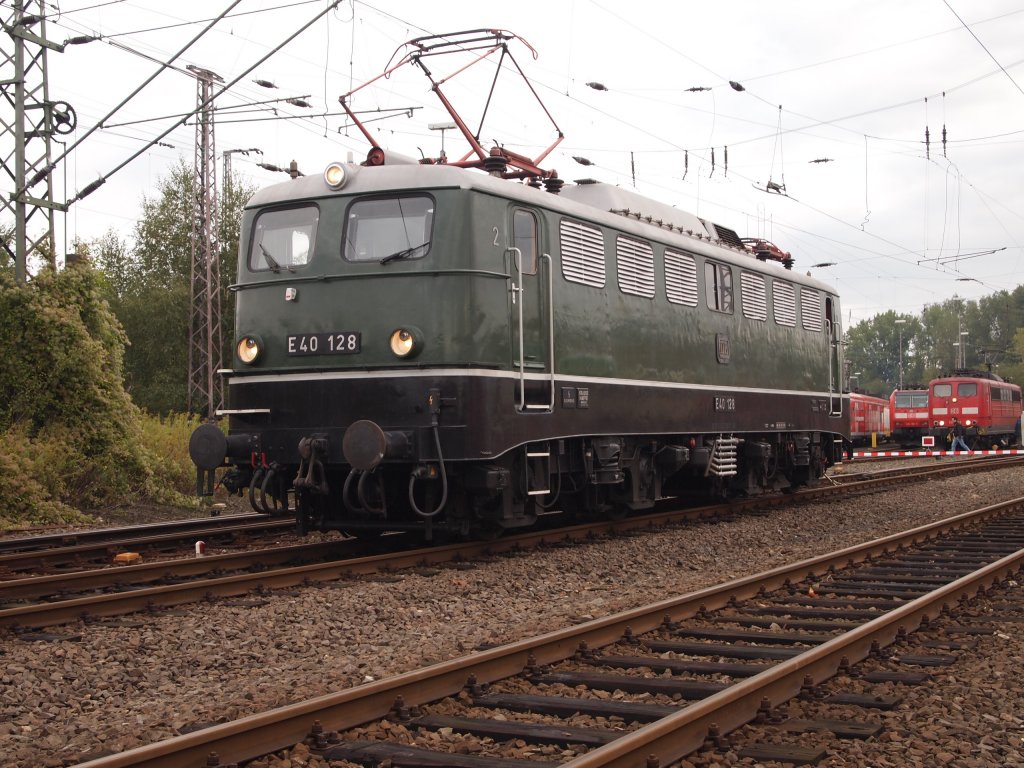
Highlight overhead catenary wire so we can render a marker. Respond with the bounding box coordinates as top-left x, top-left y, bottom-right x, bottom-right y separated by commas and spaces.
64, 0, 343, 207
15, 0, 246, 201
44, 1, 368, 153
69, 0, 324, 39
99, 94, 316, 130
943, 0, 1024, 99
38, 0, 1021, 314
